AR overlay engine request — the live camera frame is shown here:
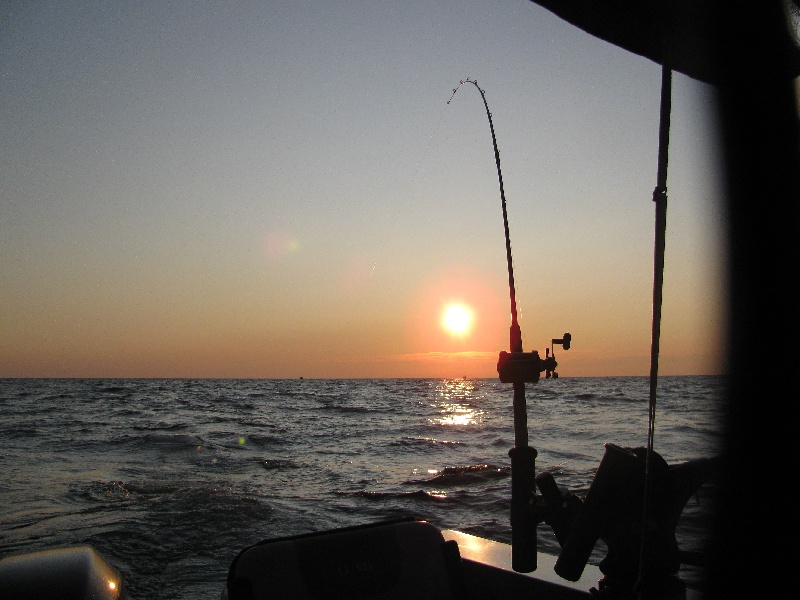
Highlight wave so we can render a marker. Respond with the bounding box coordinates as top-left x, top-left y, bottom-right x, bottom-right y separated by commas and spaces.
316, 403, 374, 413
0, 426, 39, 438
260, 458, 303, 470
335, 489, 452, 502
1, 376, 724, 600
39, 393, 76, 402
94, 385, 131, 395
389, 436, 463, 448
409, 464, 510, 487
137, 432, 206, 450
132, 422, 189, 432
